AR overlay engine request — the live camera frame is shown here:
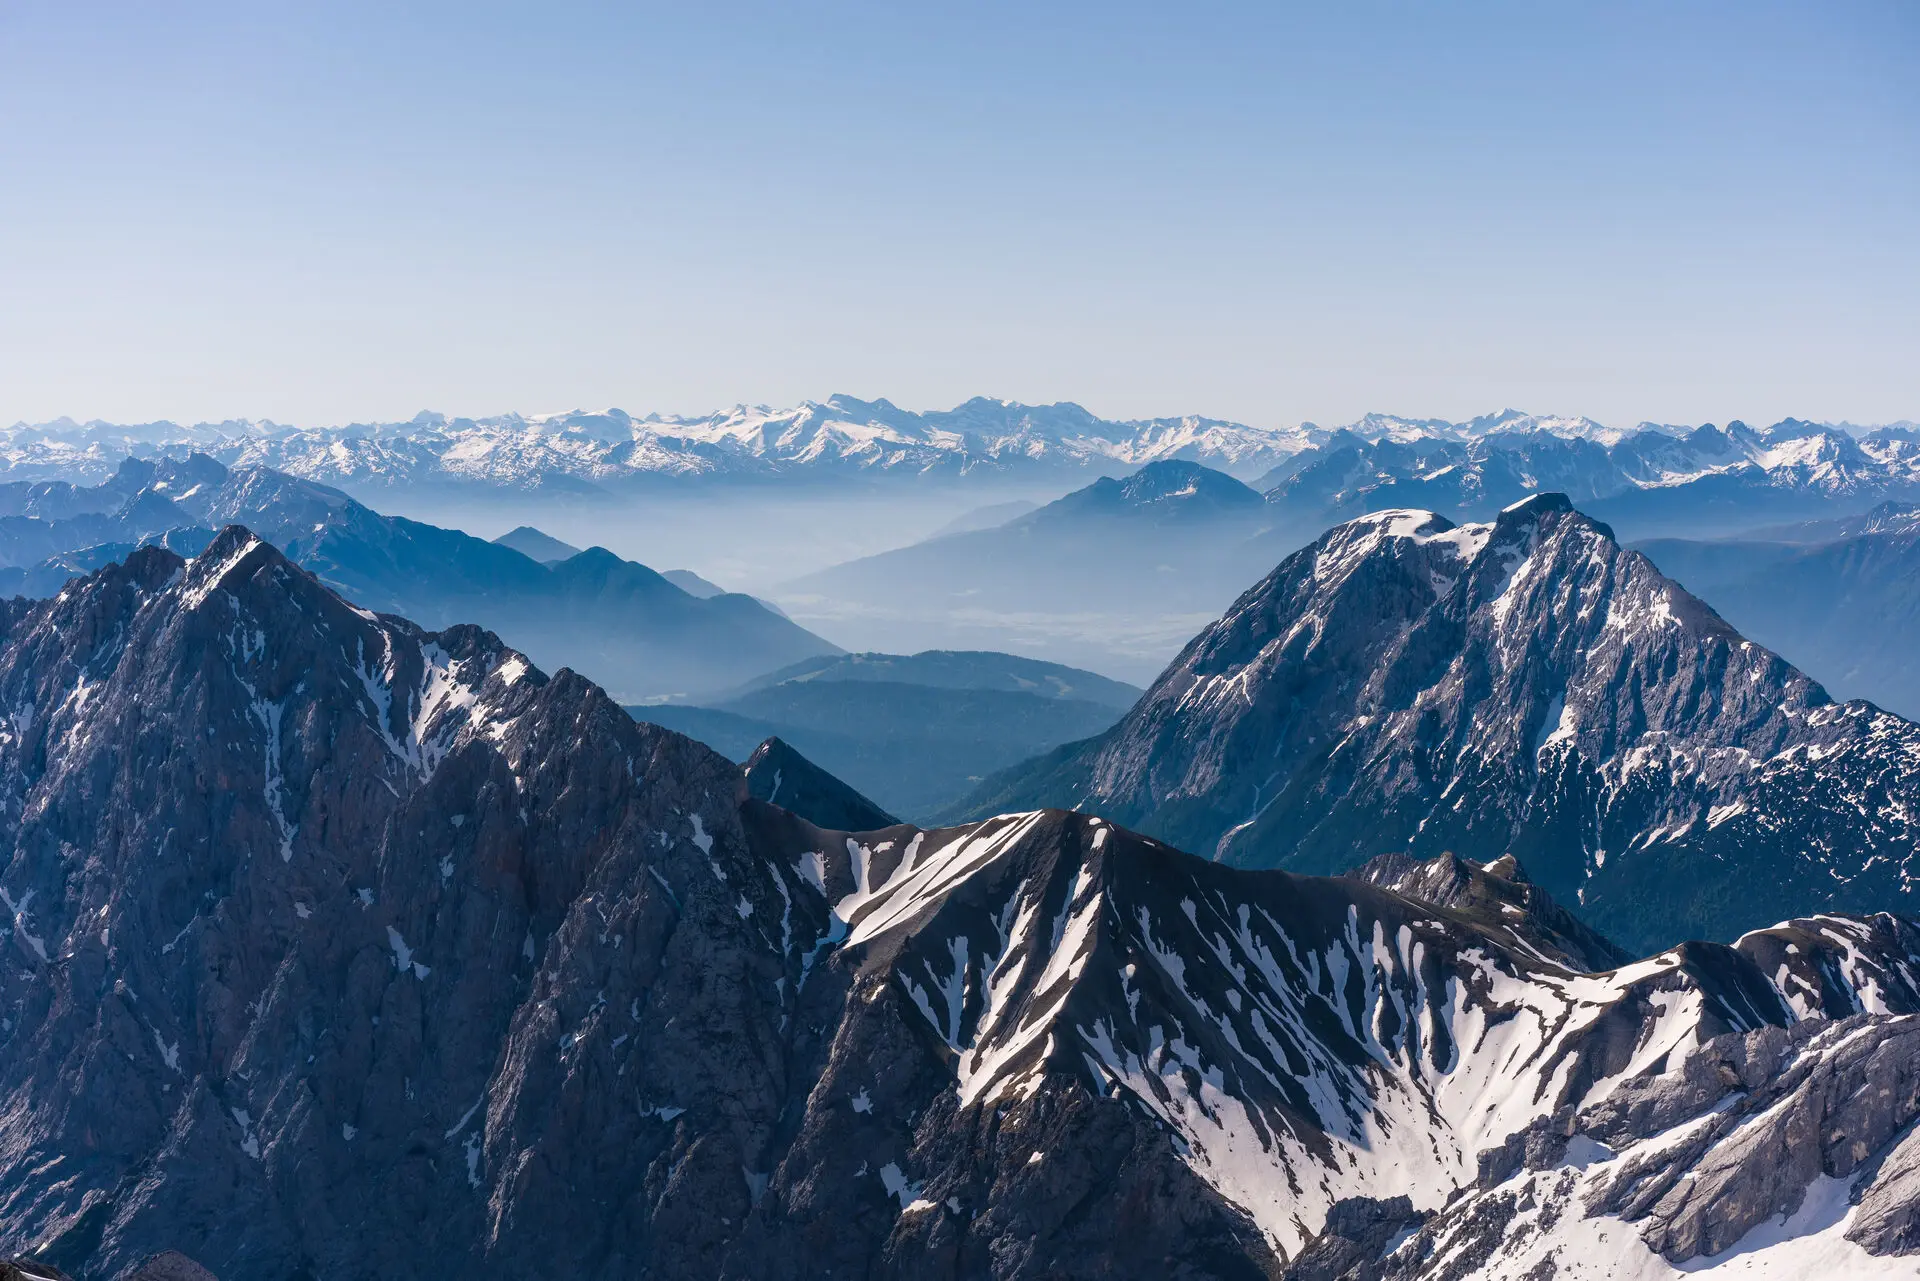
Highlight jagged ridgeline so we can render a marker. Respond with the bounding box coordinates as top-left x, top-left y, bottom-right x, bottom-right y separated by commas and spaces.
962, 494, 1920, 955
4, 529, 1920, 1278
0, 453, 839, 702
